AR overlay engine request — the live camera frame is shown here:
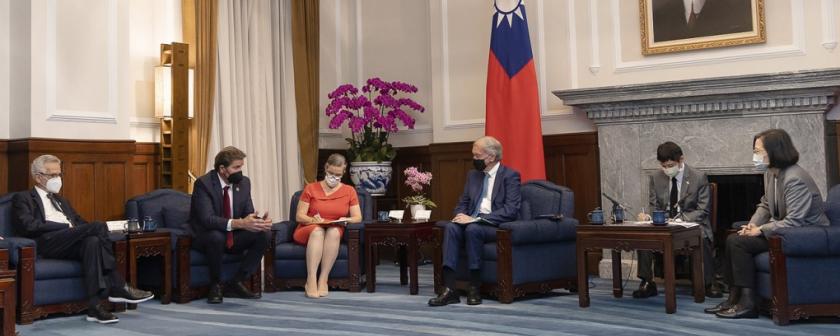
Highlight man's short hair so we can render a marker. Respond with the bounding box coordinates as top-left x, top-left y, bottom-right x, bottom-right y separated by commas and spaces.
31, 155, 61, 178
214, 146, 247, 171
656, 142, 683, 163
475, 136, 503, 161
325, 153, 347, 169
754, 129, 799, 169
